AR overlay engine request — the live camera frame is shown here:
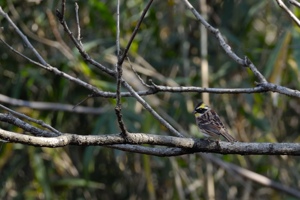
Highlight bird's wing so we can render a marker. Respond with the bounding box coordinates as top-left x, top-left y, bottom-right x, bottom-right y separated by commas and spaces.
198, 110, 237, 142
